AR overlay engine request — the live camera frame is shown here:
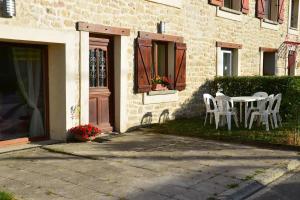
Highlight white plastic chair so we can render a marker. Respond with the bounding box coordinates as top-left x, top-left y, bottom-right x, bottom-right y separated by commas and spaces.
246, 92, 268, 121
249, 95, 274, 131
270, 93, 282, 128
203, 94, 218, 126
215, 95, 239, 131
216, 92, 225, 96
